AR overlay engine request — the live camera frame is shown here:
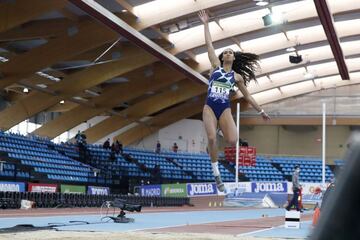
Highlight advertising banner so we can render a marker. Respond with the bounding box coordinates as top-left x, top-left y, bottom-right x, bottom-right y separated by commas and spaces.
87, 186, 110, 195
161, 183, 187, 197
216, 182, 252, 196
251, 182, 288, 193
28, 183, 57, 193
288, 182, 329, 194
139, 185, 161, 197
60, 184, 86, 194
0, 181, 25, 192
186, 183, 217, 197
